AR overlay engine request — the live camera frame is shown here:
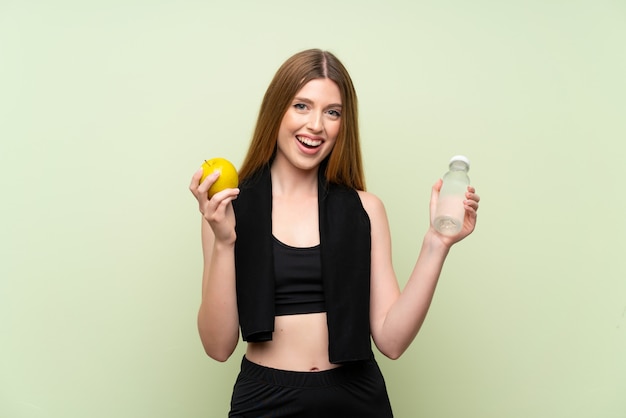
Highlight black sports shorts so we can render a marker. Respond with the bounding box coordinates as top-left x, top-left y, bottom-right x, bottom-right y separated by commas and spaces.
228, 355, 394, 417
